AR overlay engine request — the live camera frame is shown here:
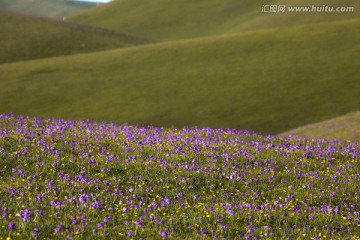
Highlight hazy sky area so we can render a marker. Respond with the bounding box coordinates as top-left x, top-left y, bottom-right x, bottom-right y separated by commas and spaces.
71, 0, 112, 3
